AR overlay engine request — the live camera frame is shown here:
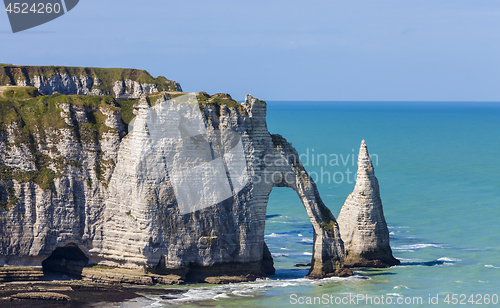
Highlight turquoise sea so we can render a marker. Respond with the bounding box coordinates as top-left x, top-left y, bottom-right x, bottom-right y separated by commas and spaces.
128, 102, 500, 307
